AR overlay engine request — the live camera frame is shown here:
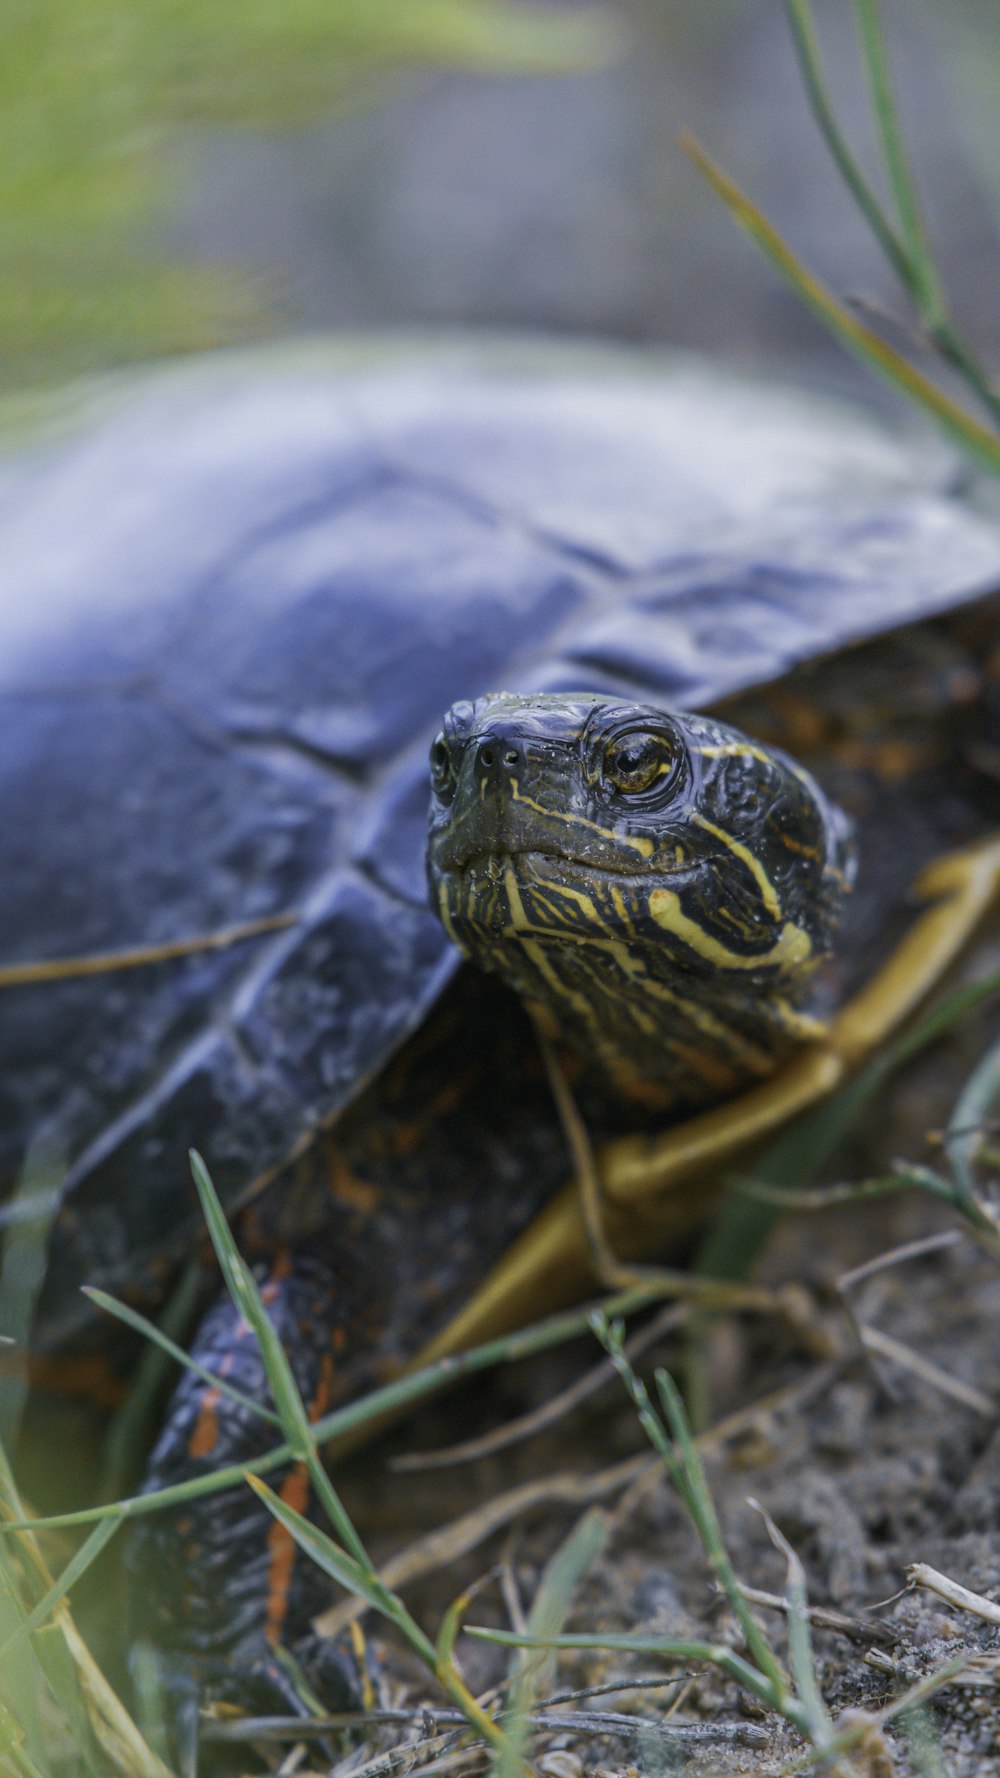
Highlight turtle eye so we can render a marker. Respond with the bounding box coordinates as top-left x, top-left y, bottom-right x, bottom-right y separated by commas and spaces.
603, 730, 675, 796
430, 733, 455, 797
